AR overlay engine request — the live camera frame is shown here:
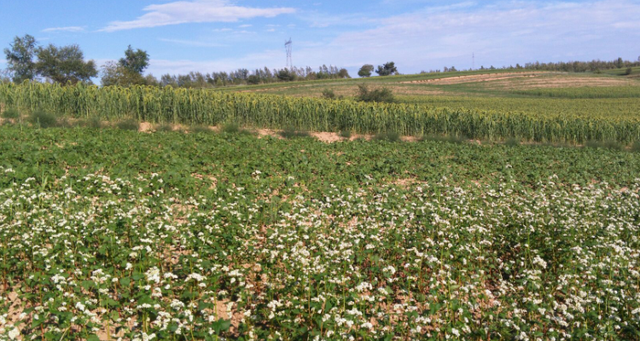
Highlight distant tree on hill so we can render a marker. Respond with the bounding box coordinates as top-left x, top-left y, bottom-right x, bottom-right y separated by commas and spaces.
101, 46, 150, 87
277, 69, 297, 82
358, 64, 374, 77
144, 74, 159, 86
35, 44, 97, 85
101, 61, 146, 87
338, 68, 351, 79
119, 45, 150, 75
376, 62, 398, 76
4, 34, 38, 82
